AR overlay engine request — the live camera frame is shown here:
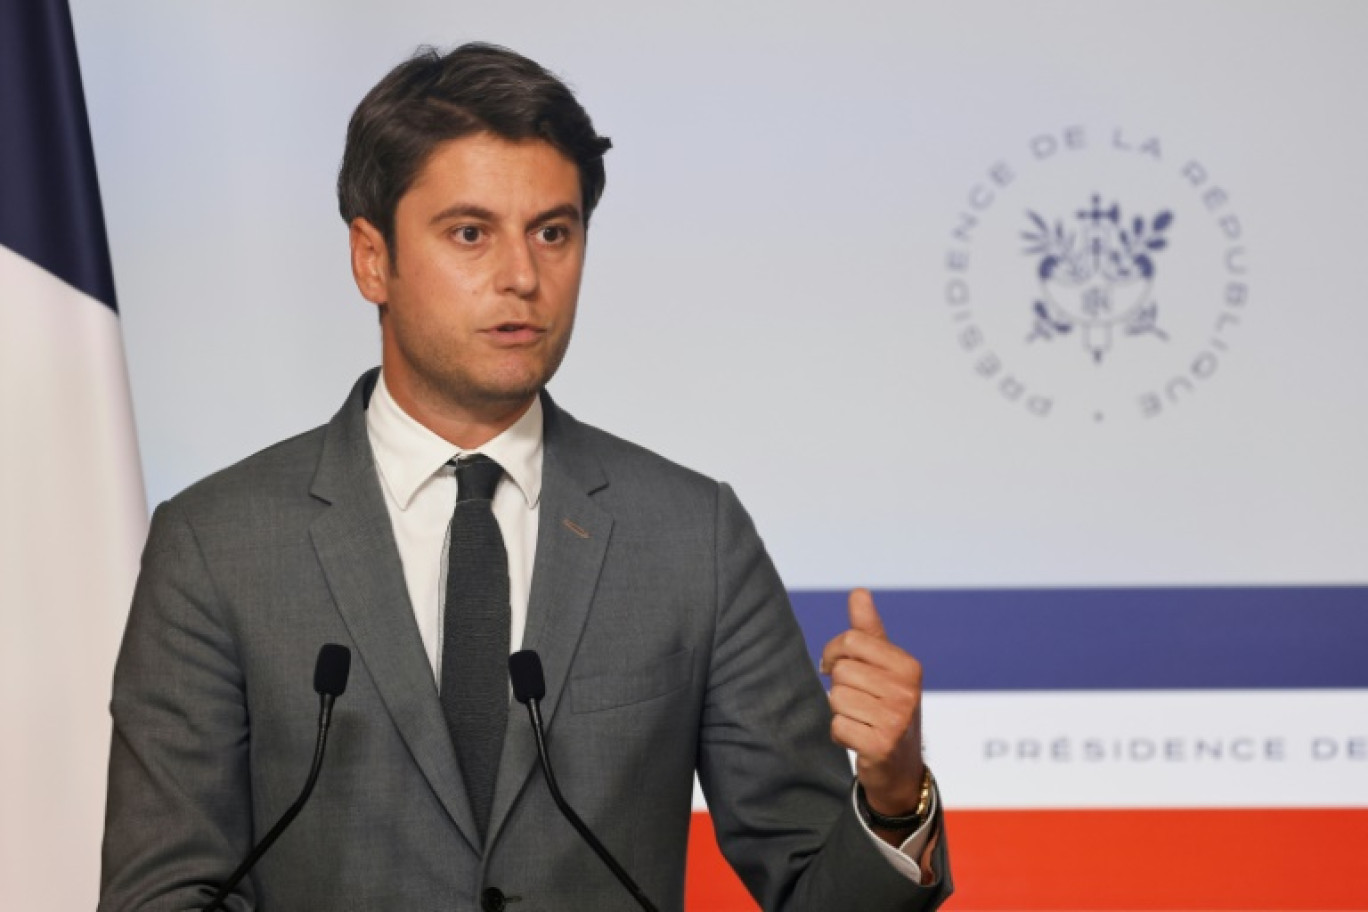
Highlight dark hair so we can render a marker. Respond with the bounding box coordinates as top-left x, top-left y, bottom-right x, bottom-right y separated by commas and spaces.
337, 42, 612, 252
